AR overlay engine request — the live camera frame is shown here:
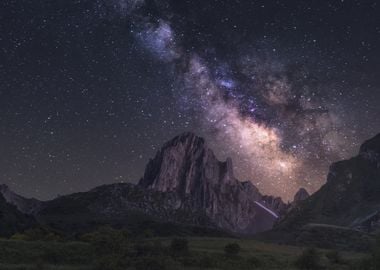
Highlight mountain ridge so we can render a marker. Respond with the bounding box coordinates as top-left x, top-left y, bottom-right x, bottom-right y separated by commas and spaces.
0, 132, 289, 236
